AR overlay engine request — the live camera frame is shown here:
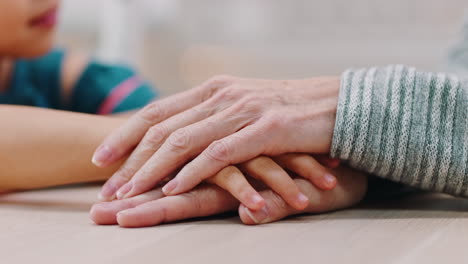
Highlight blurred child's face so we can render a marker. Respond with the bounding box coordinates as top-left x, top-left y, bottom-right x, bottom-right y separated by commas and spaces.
0, 0, 59, 58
